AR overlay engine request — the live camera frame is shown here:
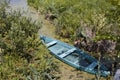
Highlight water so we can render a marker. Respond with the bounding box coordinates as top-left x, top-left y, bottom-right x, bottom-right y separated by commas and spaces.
6, 0, 40, 22
9, 0, 28, 11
